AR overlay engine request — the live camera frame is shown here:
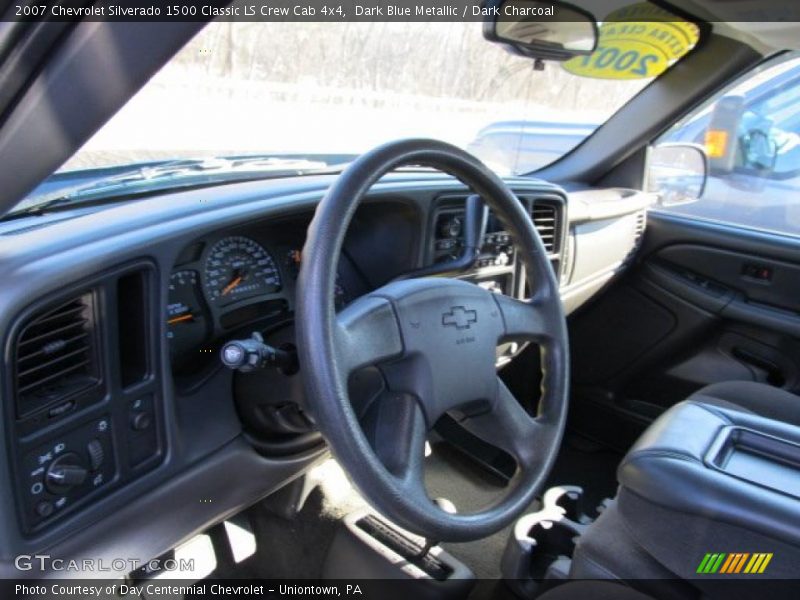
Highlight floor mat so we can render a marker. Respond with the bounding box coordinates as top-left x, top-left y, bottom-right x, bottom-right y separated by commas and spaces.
425, 441, 534, 580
